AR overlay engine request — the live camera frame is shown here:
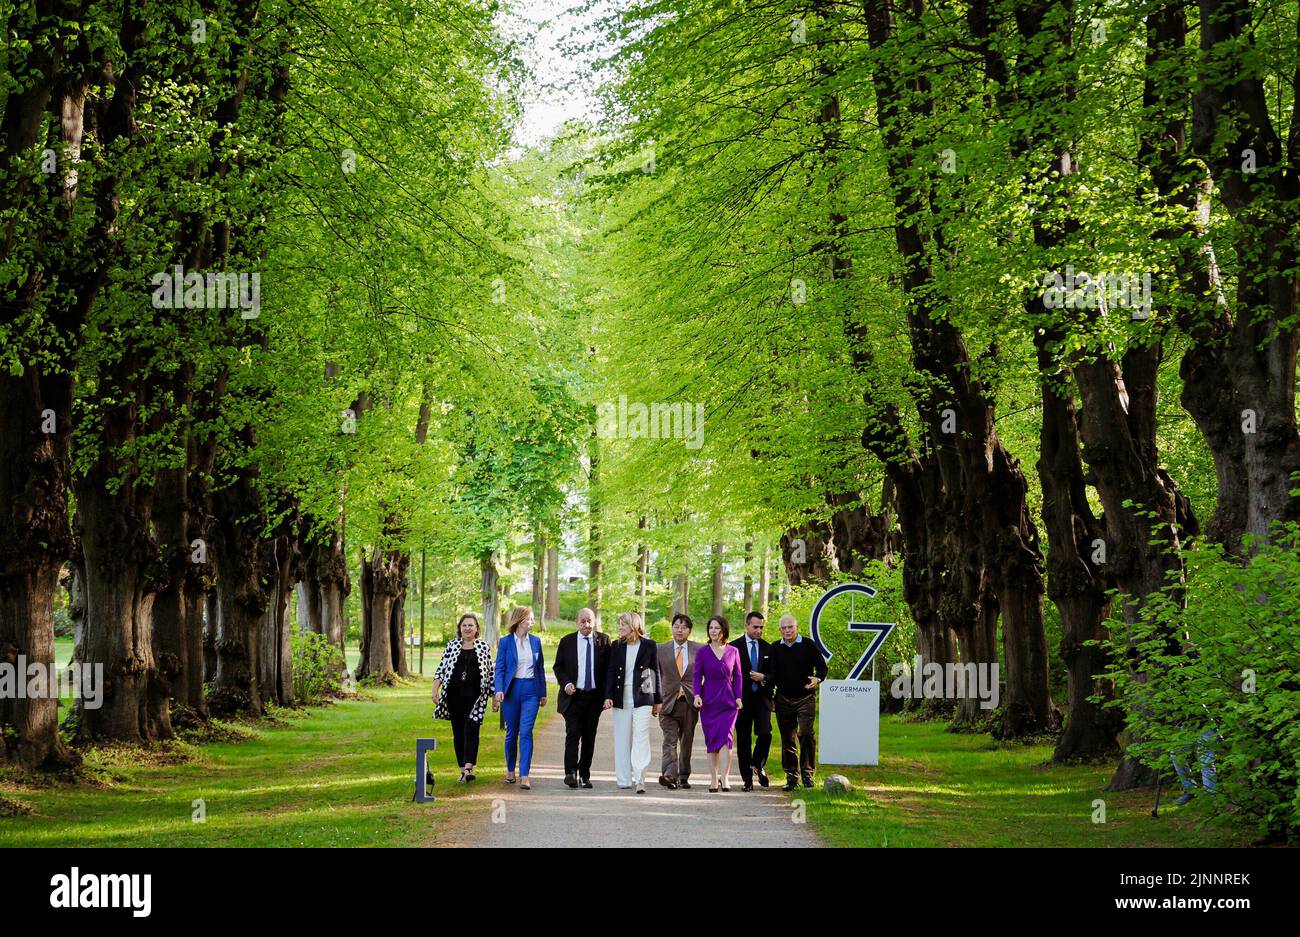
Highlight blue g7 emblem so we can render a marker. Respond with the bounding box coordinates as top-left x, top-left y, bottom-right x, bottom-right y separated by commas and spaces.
808, 582, 895, 681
